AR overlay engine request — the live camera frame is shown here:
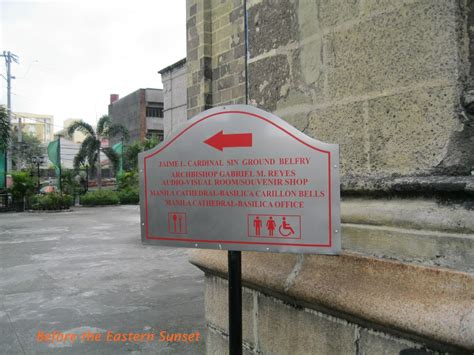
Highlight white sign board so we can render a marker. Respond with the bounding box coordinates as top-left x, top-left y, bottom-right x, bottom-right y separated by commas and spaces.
139, 105, 340, 254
